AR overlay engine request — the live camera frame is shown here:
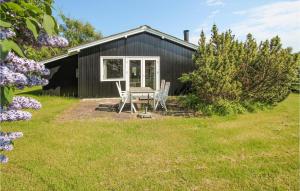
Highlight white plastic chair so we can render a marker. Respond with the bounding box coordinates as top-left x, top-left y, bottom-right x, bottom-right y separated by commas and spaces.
154, 82, 170, 111
153, 80, 165, 107
116, 81, 136, 113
